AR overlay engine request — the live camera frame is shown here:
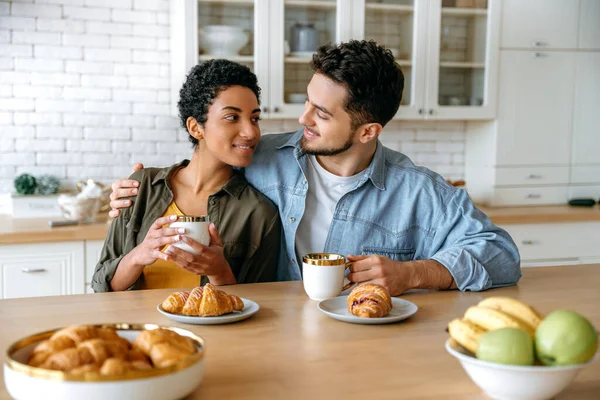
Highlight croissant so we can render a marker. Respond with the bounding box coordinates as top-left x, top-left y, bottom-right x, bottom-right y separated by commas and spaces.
347, 283, 393, 318
26, 326, 174, 375
133, 328, 196, 368
162, 283, 244, 317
